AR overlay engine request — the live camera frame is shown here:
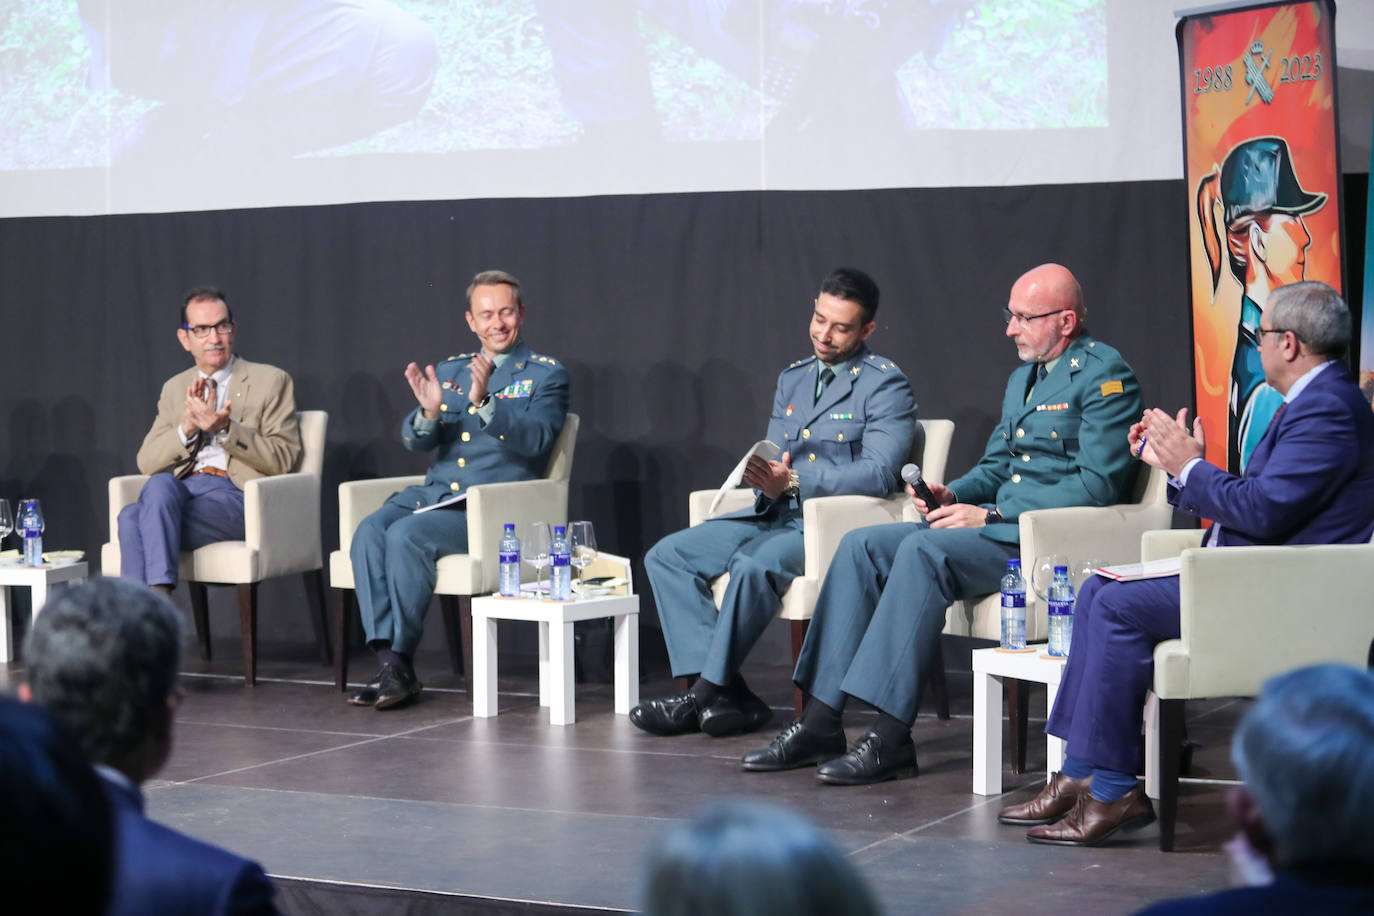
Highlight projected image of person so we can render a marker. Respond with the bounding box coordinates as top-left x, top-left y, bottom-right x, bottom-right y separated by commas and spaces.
1197, 136, 1326, 472
76, 0, 439, 163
